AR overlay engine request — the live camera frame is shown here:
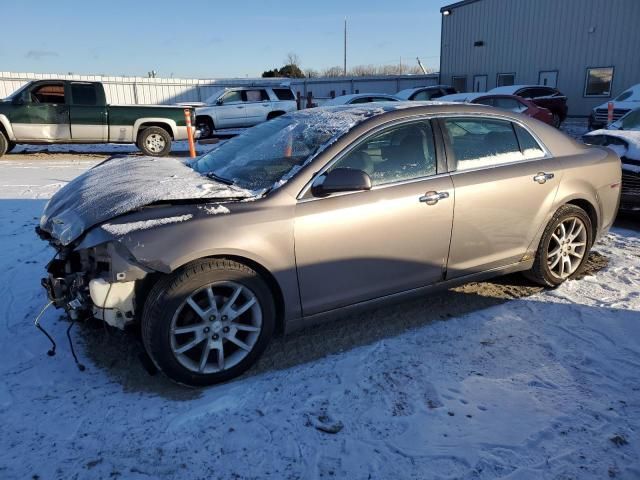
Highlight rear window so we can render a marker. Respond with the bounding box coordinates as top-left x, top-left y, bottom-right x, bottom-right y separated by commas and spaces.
443, 118, 543, 171
273, 88, 295, 101
70, 83, 98, 106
